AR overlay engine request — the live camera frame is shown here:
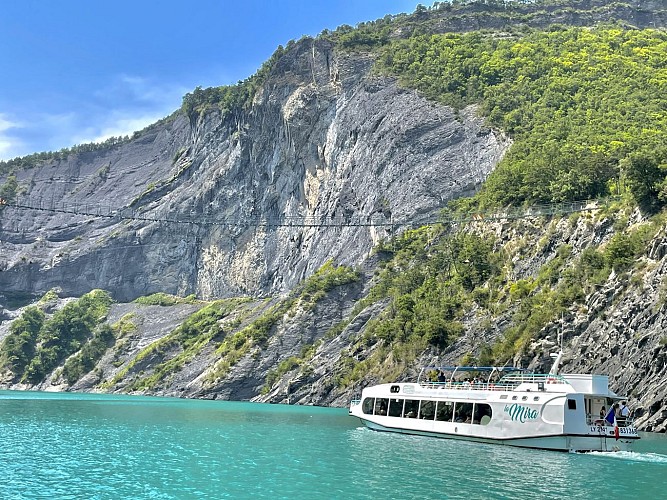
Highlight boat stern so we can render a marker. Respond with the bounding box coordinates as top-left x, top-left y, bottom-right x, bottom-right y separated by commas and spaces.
349, 398, 362, 416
